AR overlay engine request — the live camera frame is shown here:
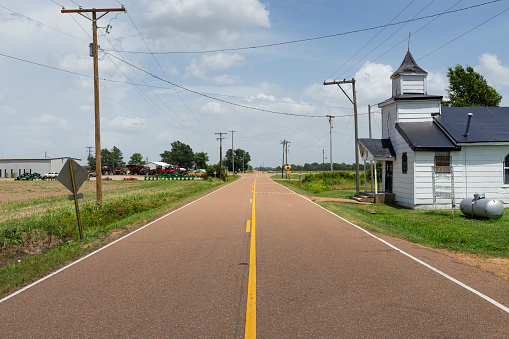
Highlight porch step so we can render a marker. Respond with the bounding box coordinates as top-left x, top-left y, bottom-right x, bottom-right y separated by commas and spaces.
351, 192, 375, 203
350, 192, 396, 205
